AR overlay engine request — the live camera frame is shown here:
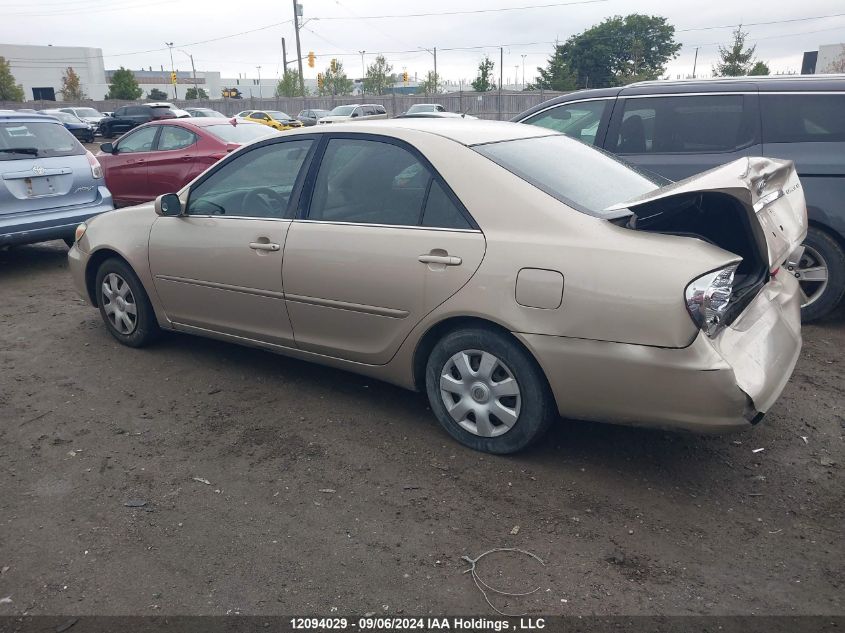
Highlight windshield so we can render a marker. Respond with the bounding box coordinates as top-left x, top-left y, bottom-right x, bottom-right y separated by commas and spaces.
205, 123, 277, 143
0, 121, 83, 161
75, 108, 102, 117
329, 105, 355, 116
473, 135, 659, 217
266, 111, 292, 120
408, 104, 436, 113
